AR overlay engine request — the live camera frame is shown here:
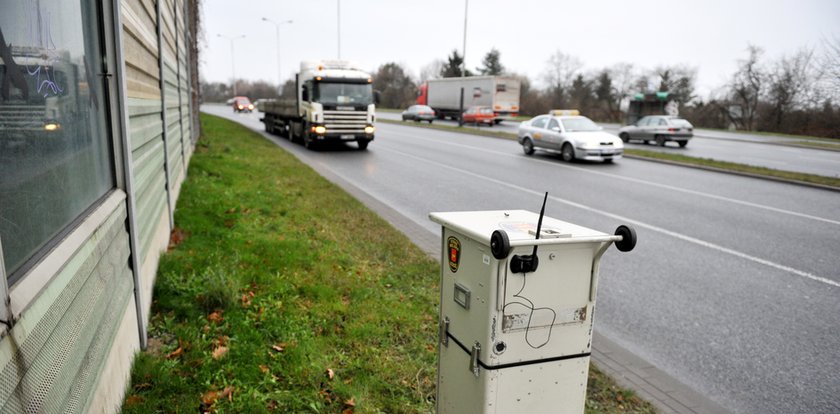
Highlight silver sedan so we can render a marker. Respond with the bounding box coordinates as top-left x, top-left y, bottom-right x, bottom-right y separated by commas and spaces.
517, 114, 624, 163
618, 115, 693, 147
